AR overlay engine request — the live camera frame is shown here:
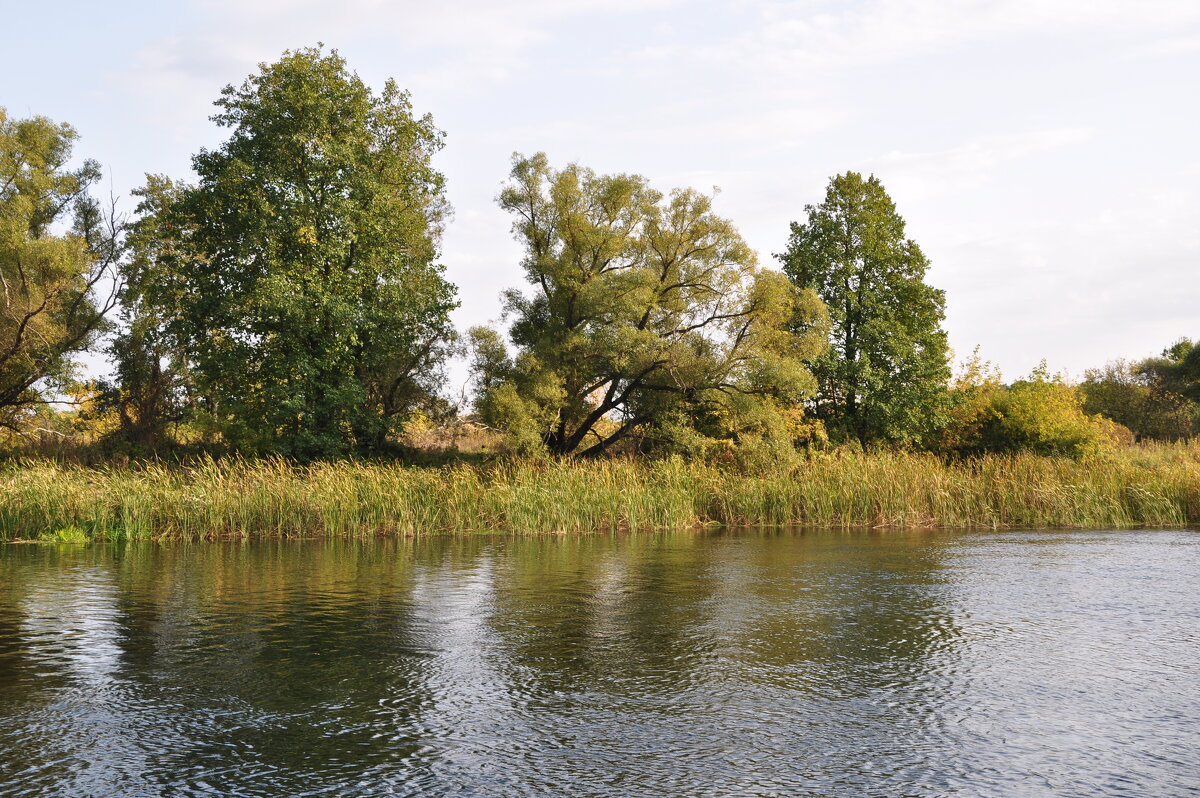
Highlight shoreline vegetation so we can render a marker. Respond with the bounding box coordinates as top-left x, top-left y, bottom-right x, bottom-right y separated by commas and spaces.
4, 47, 1199, 545
5, 443, 1198, 542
